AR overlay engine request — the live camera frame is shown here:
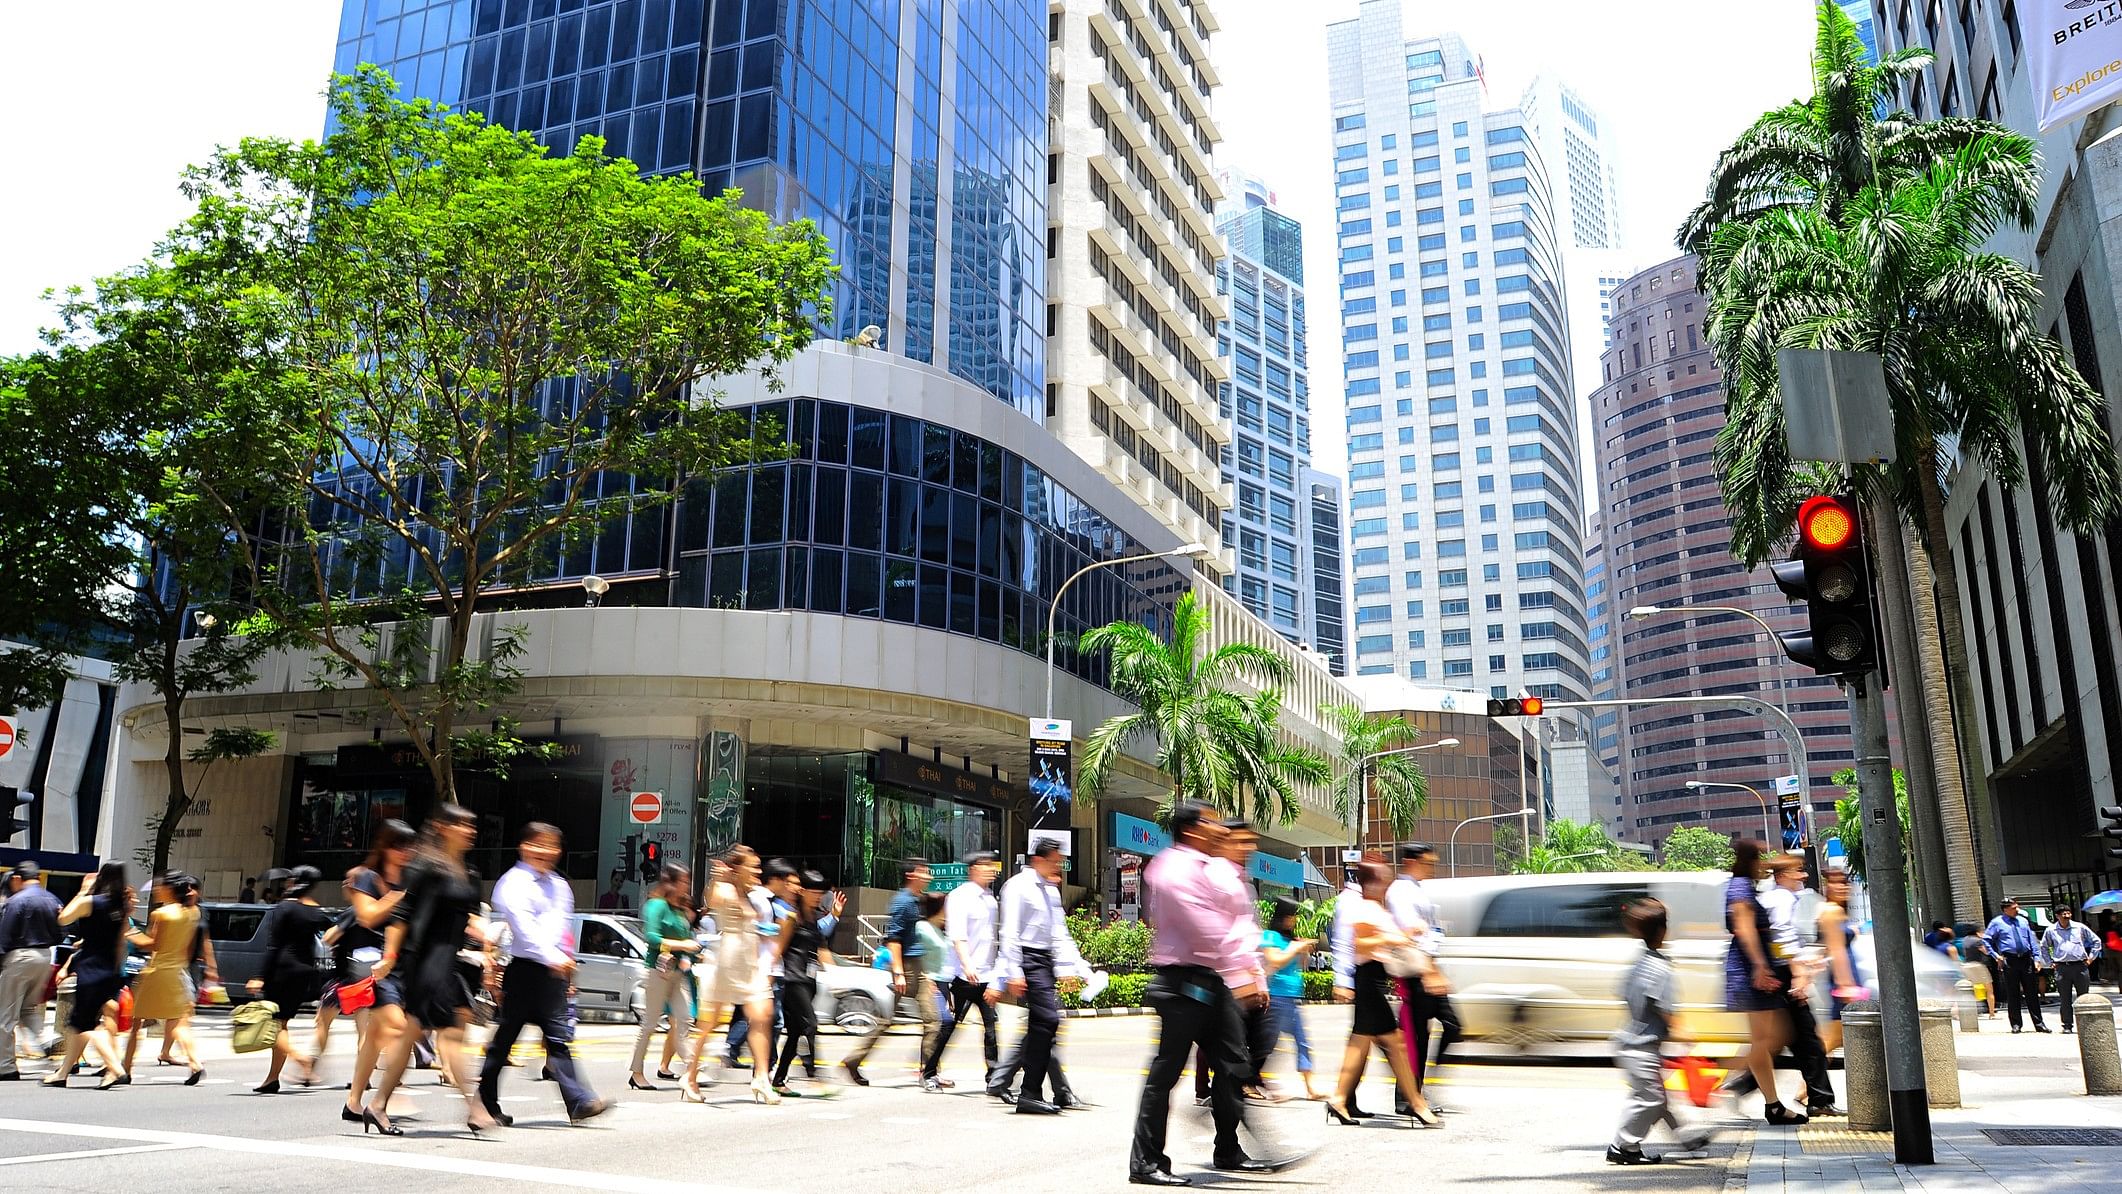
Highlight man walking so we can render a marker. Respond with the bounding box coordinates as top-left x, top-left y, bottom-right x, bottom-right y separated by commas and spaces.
995, 841, 1076, 1114
478, 823, 608, 1123
0, 862, 62, 1078
929, 851, 1000, 1086
1387, 843, 1460, 1115
2041, 905, 2102, 1033
843, 859, 939, 1086
1986, 899, 2049, 1033
1129, 802, 1293, 1186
